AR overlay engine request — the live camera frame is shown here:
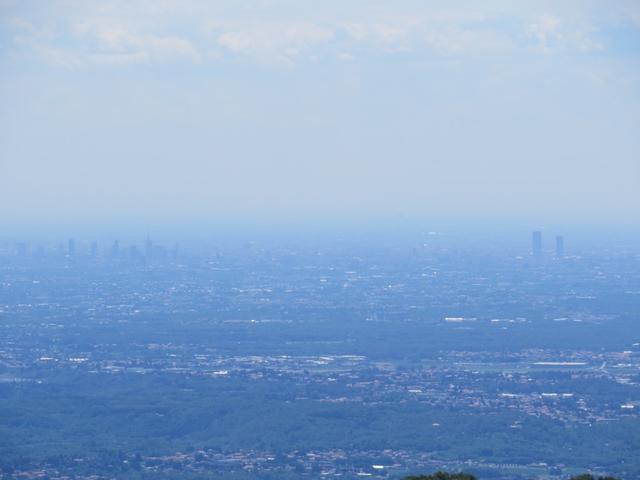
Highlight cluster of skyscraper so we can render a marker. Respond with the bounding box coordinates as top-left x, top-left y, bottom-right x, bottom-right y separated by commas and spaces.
532, 231, 564, 260
13, 232, 564, 262
12, 236, 173, 263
